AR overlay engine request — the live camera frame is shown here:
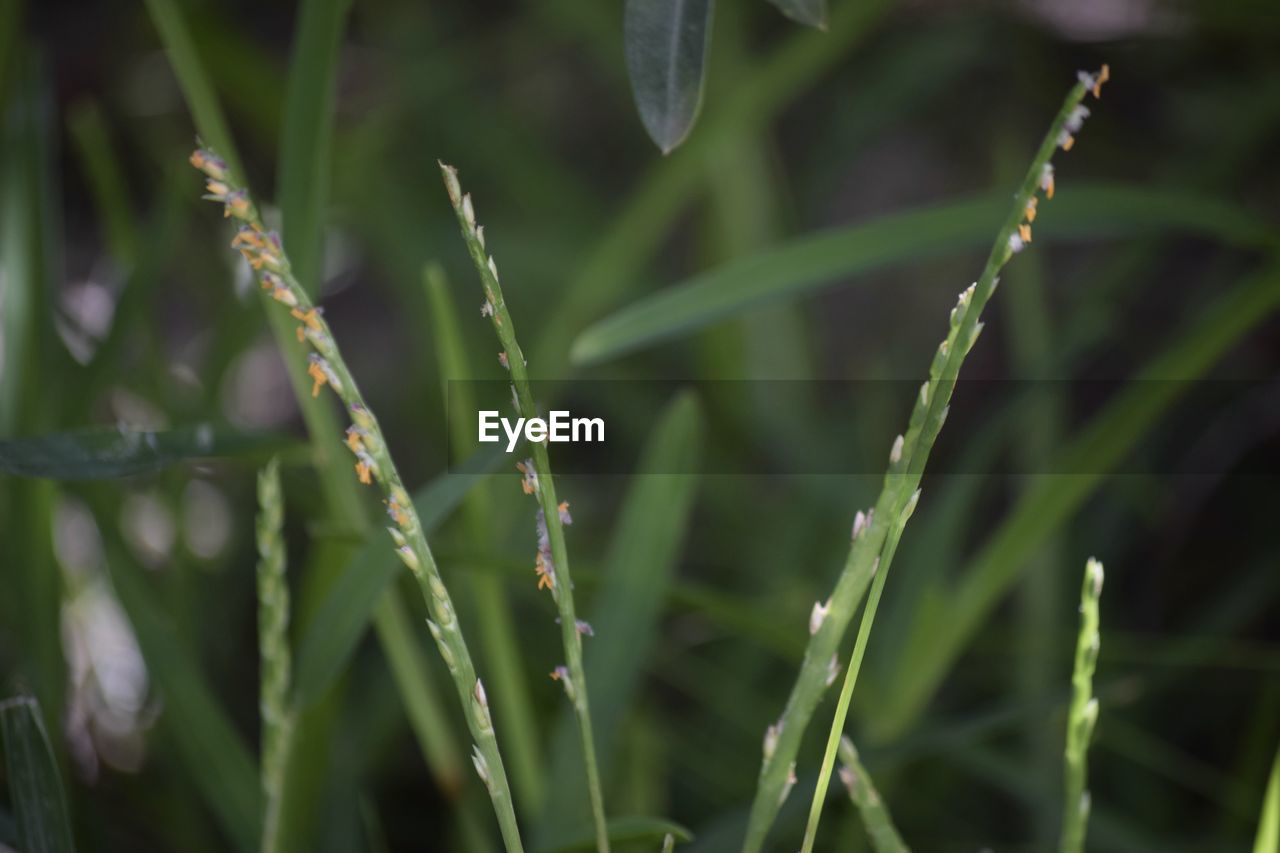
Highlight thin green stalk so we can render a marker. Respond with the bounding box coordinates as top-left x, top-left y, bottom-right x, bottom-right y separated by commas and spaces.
801, 489, 916, 852
836, 737, 909, 853
743, 66, 1111, 853
1061, 558, 1103, 853
425, 262, 545, 812
440, 163, 610, 853
255, 458, 292, 853
189, 151, 524, 853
